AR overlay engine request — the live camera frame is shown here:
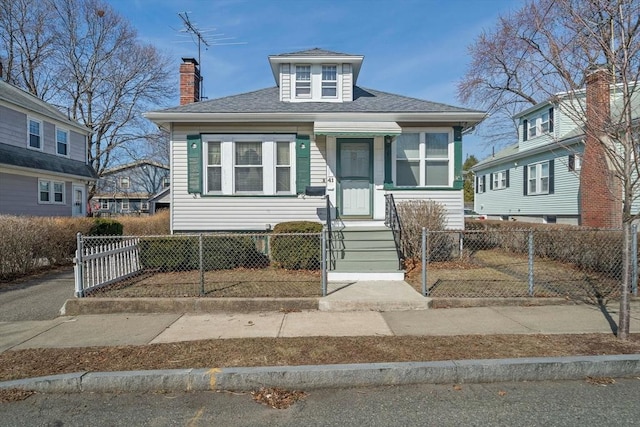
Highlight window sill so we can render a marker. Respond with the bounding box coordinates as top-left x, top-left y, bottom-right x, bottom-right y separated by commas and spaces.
200, 194, 299, 198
